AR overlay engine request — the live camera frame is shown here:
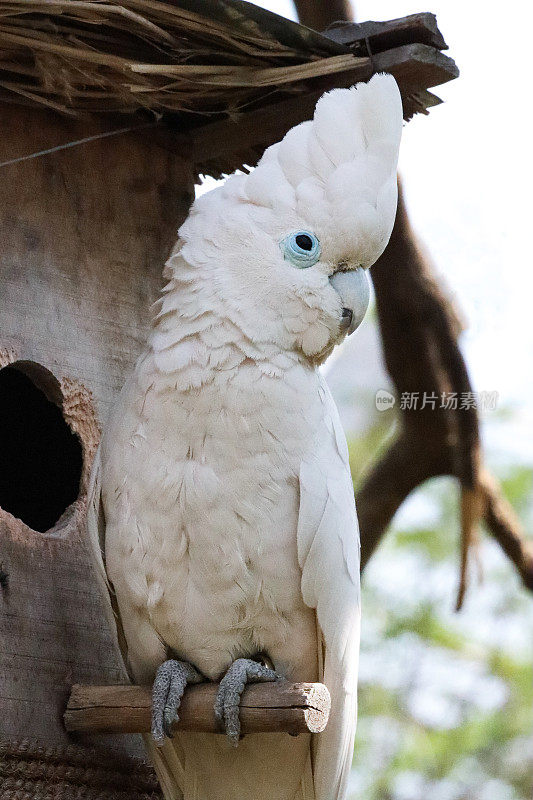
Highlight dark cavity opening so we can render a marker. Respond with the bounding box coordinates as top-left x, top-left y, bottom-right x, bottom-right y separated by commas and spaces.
0, 364, 83, 532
